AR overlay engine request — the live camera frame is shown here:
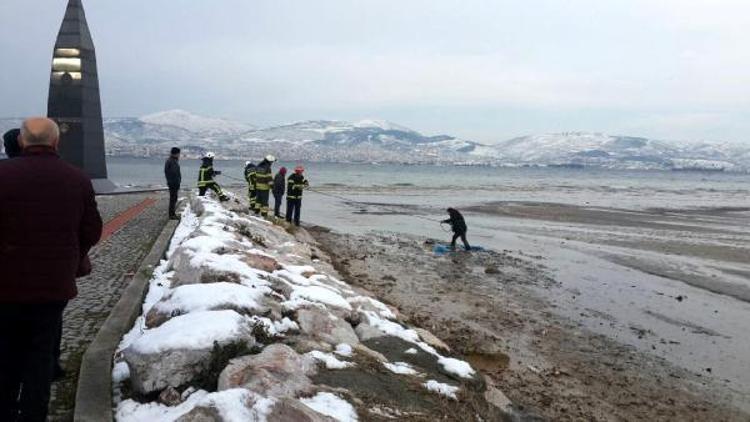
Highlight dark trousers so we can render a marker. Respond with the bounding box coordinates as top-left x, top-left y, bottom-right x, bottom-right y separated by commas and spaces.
286, 198, 302, 226
451, 230, 470, 250
255, 190, 270, 216
198, 182, 224, 198
273, 193, 283, 217
168, 186, 179, 217
0, 302, 66, 422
